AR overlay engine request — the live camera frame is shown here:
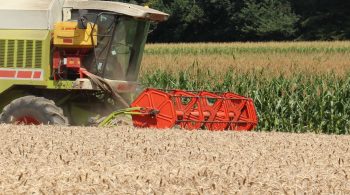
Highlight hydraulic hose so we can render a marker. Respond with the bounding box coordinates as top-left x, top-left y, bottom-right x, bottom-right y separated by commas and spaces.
80, 69, 130, 108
